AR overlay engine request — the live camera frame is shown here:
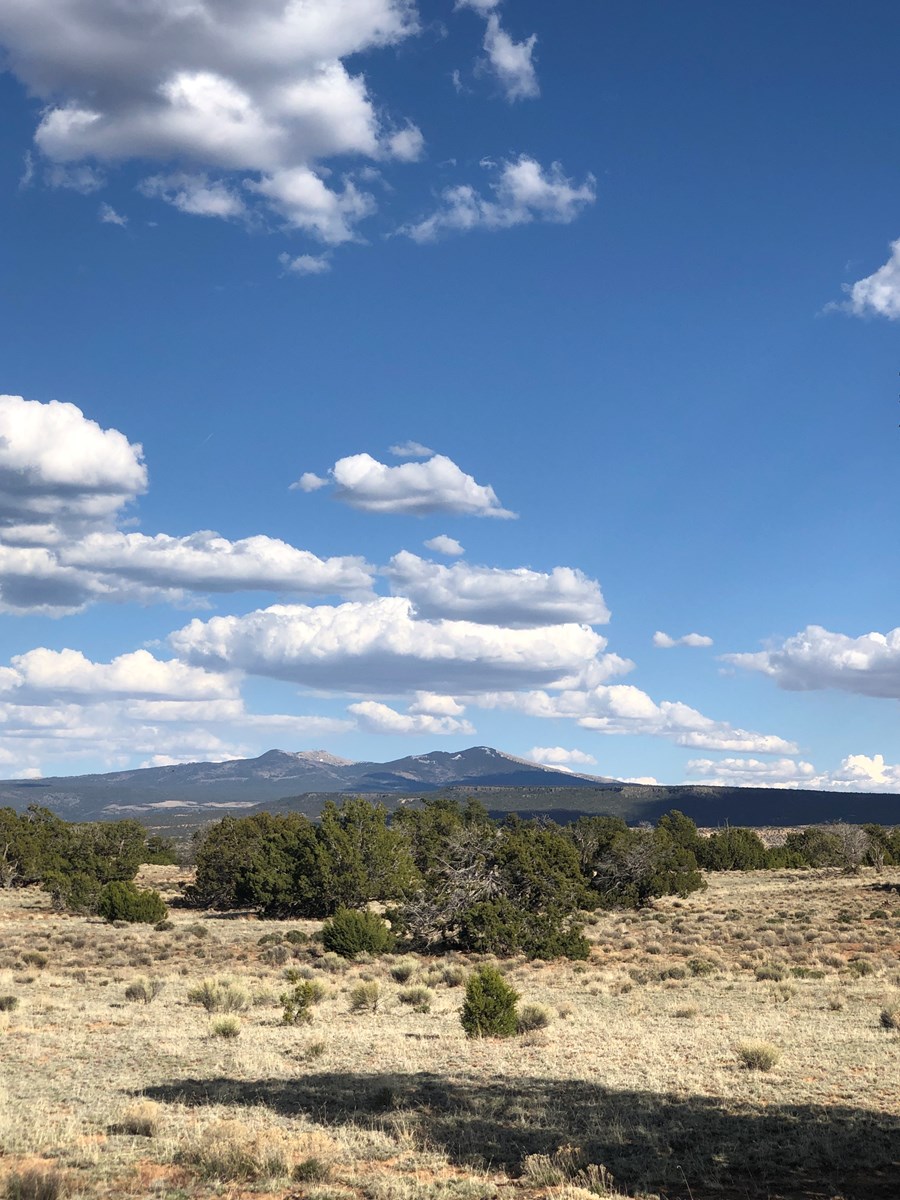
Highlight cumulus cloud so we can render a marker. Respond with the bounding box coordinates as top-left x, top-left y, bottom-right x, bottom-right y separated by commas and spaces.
841, 239, 900, 319
0, 394, 147, 545
725, 625, 900, 699
62, 530, 374, 597
424, 535, 464, 557
456, 0, 501, 11
404, 155, 595, 242
528, 746, 597, 767
0, 396, 377, 614
686, 751, 900, 793
685, 757, 819, 789
0, 0, 420, 241
653, 630, 713, 649
169, 596, 607, 693
482, 14, 538, 101
298, 452, 516, 518
0, 647, 235, 702
279, 252, 331, 276
408, 691, 466, 716
390, 440, 434, 458
348, 699, 474, 735
478, 683, 797, 754
387, 551, 609, 626
140, 173, 246, 219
